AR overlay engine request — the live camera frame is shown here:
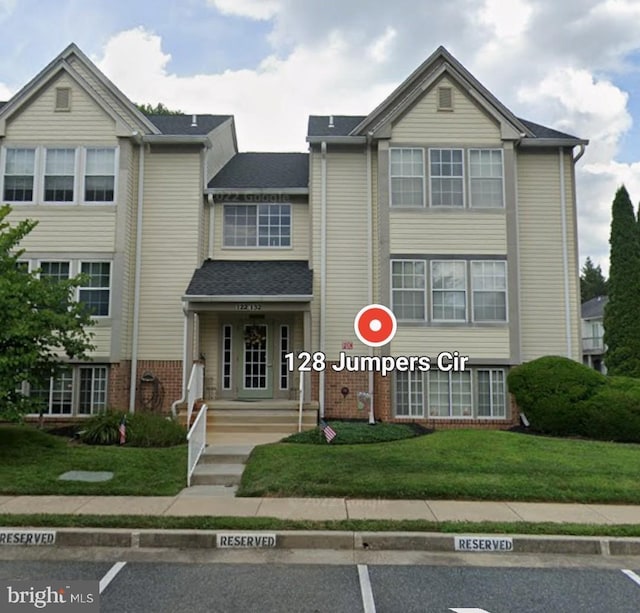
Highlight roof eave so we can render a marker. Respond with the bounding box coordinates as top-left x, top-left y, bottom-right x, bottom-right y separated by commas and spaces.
143, 134, 211, 145
519, 138, 589, 148
306, 136, 367, 144
183, 294, 313, 302
206, 187, 309, 195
